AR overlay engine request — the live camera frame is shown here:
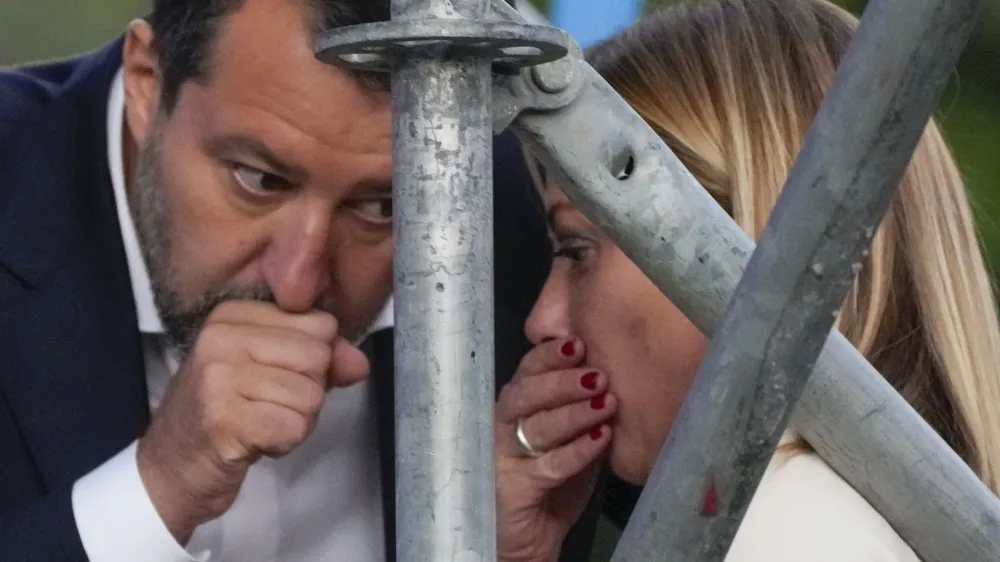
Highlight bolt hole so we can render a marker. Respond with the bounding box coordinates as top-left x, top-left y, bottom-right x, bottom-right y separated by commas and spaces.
611, 149, 636, 181
435, 282, 445, 293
